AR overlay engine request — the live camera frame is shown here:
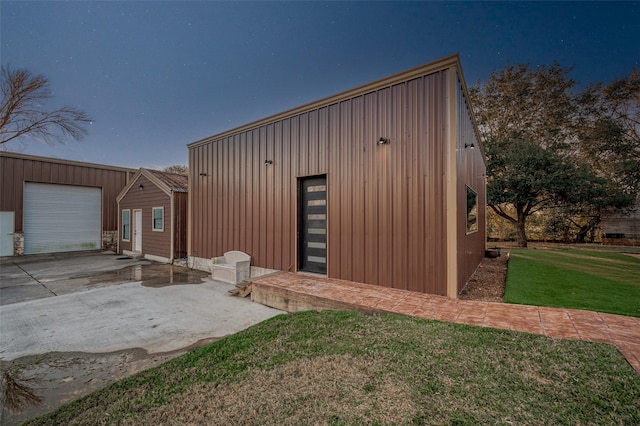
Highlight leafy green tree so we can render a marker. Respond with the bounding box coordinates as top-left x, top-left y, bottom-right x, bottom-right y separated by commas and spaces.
471, 63, 577, 151
470, 63, 637, 247
564, 70, 640, 241
163, 164, 188, 176
577, 71, 640, 191
0, 66, 92, 147
485, 137, 577, 246
470, 64, 578, 247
